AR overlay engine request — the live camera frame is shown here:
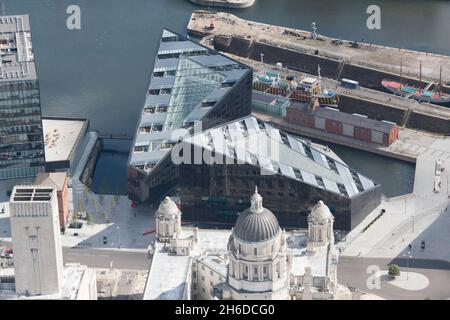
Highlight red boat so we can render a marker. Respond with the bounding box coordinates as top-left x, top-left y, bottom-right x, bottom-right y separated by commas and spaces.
382, 79, 450, 105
